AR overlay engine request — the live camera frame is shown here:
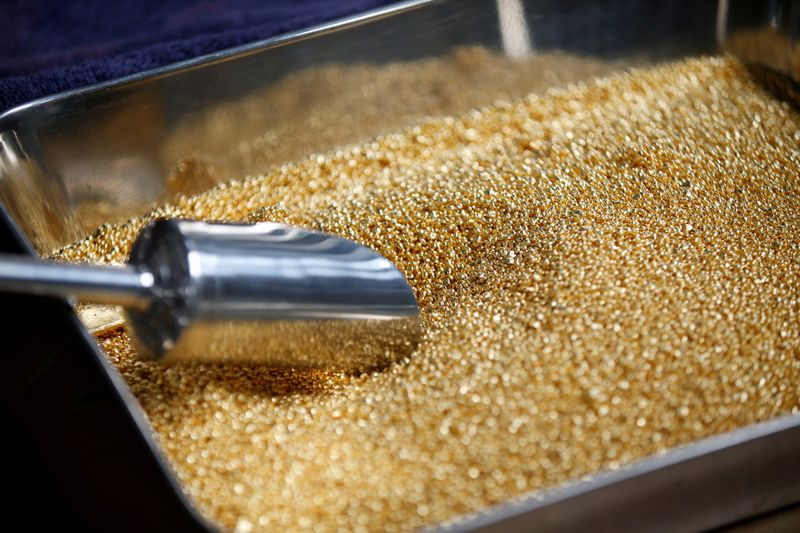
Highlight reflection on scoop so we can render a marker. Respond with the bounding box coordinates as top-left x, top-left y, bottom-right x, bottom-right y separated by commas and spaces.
0, 219, 421, 371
